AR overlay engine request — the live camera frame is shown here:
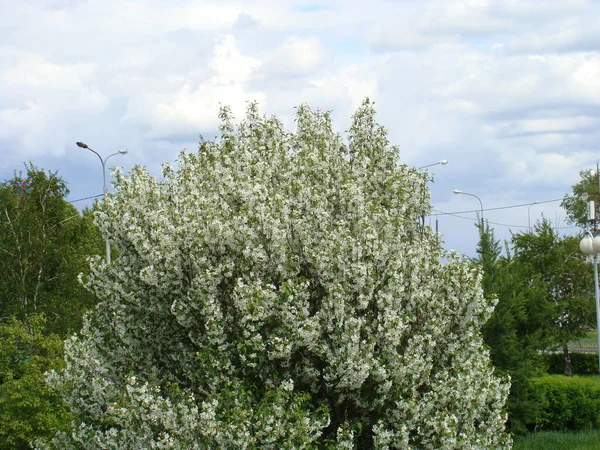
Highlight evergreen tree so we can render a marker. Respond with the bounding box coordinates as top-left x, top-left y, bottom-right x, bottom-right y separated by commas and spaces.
477, 223, 549, 433
478, 219, 594, 433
